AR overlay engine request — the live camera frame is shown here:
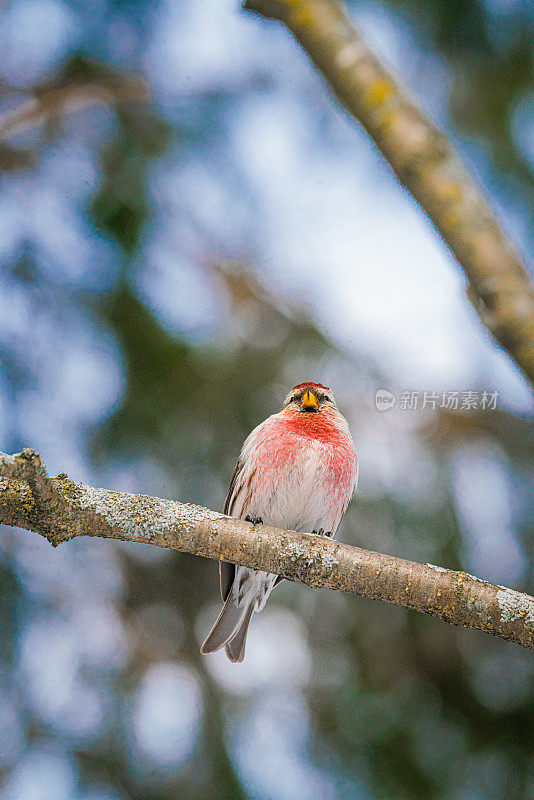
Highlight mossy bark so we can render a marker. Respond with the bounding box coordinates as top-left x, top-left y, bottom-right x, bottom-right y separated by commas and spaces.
1, 449, 533, 649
